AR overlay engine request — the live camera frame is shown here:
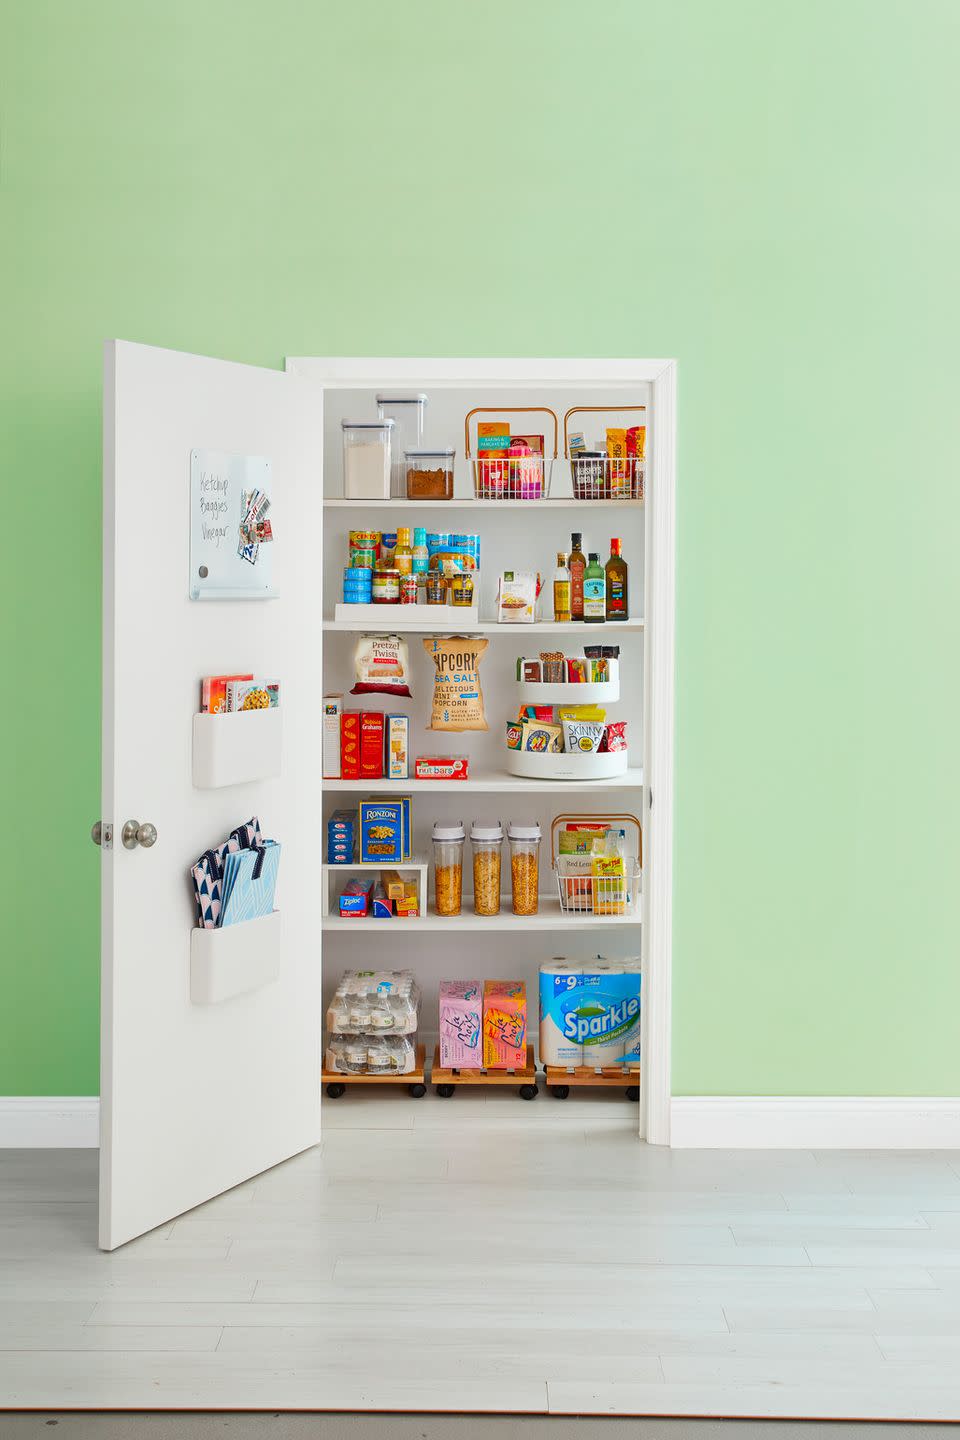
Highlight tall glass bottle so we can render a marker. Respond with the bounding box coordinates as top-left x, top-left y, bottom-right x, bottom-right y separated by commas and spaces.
568, 532, 586, 622
604, 537, 628, 621
553, 552, 571, 623
582, 552, 606, 623
393, 526, 413, 576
